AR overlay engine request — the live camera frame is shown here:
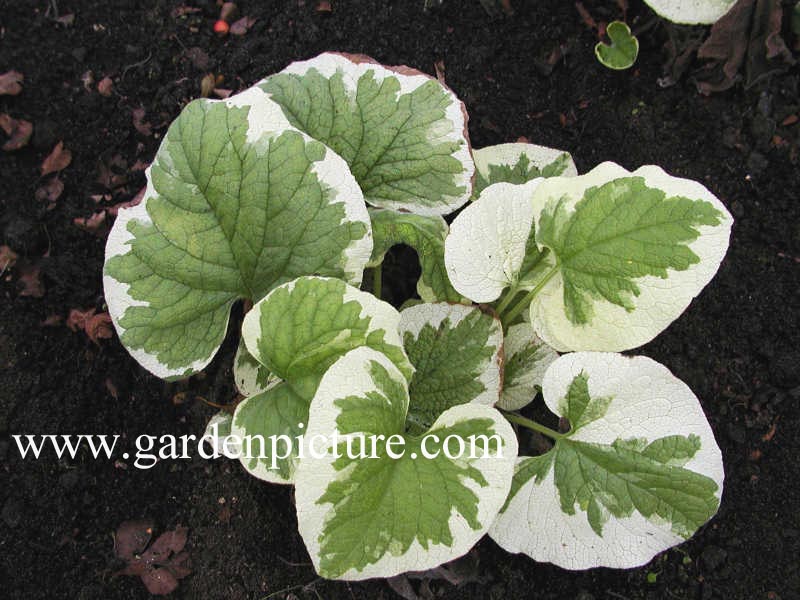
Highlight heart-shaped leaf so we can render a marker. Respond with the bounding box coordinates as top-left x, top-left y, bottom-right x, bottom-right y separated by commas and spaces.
104, 89, 372, 378
257, 52, 474, 216
528, 163, 733, 352
445, 162, 733, 352
595, 21, 639, 70
490, 352, 724, 569
232, 276, 412, 483
400, 303, 503, 433
444, 179, 546, 303
295, 346, 517, 579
